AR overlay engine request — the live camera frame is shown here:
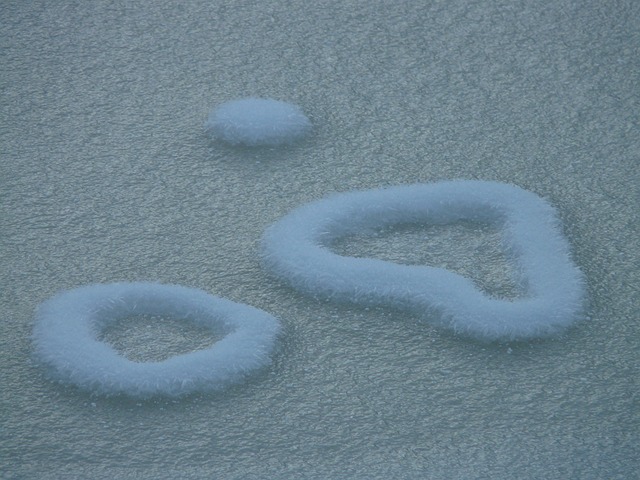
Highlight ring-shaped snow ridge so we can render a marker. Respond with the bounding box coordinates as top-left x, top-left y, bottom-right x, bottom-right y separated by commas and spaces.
32, 283, 280, 397
261, 180, 585, 341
